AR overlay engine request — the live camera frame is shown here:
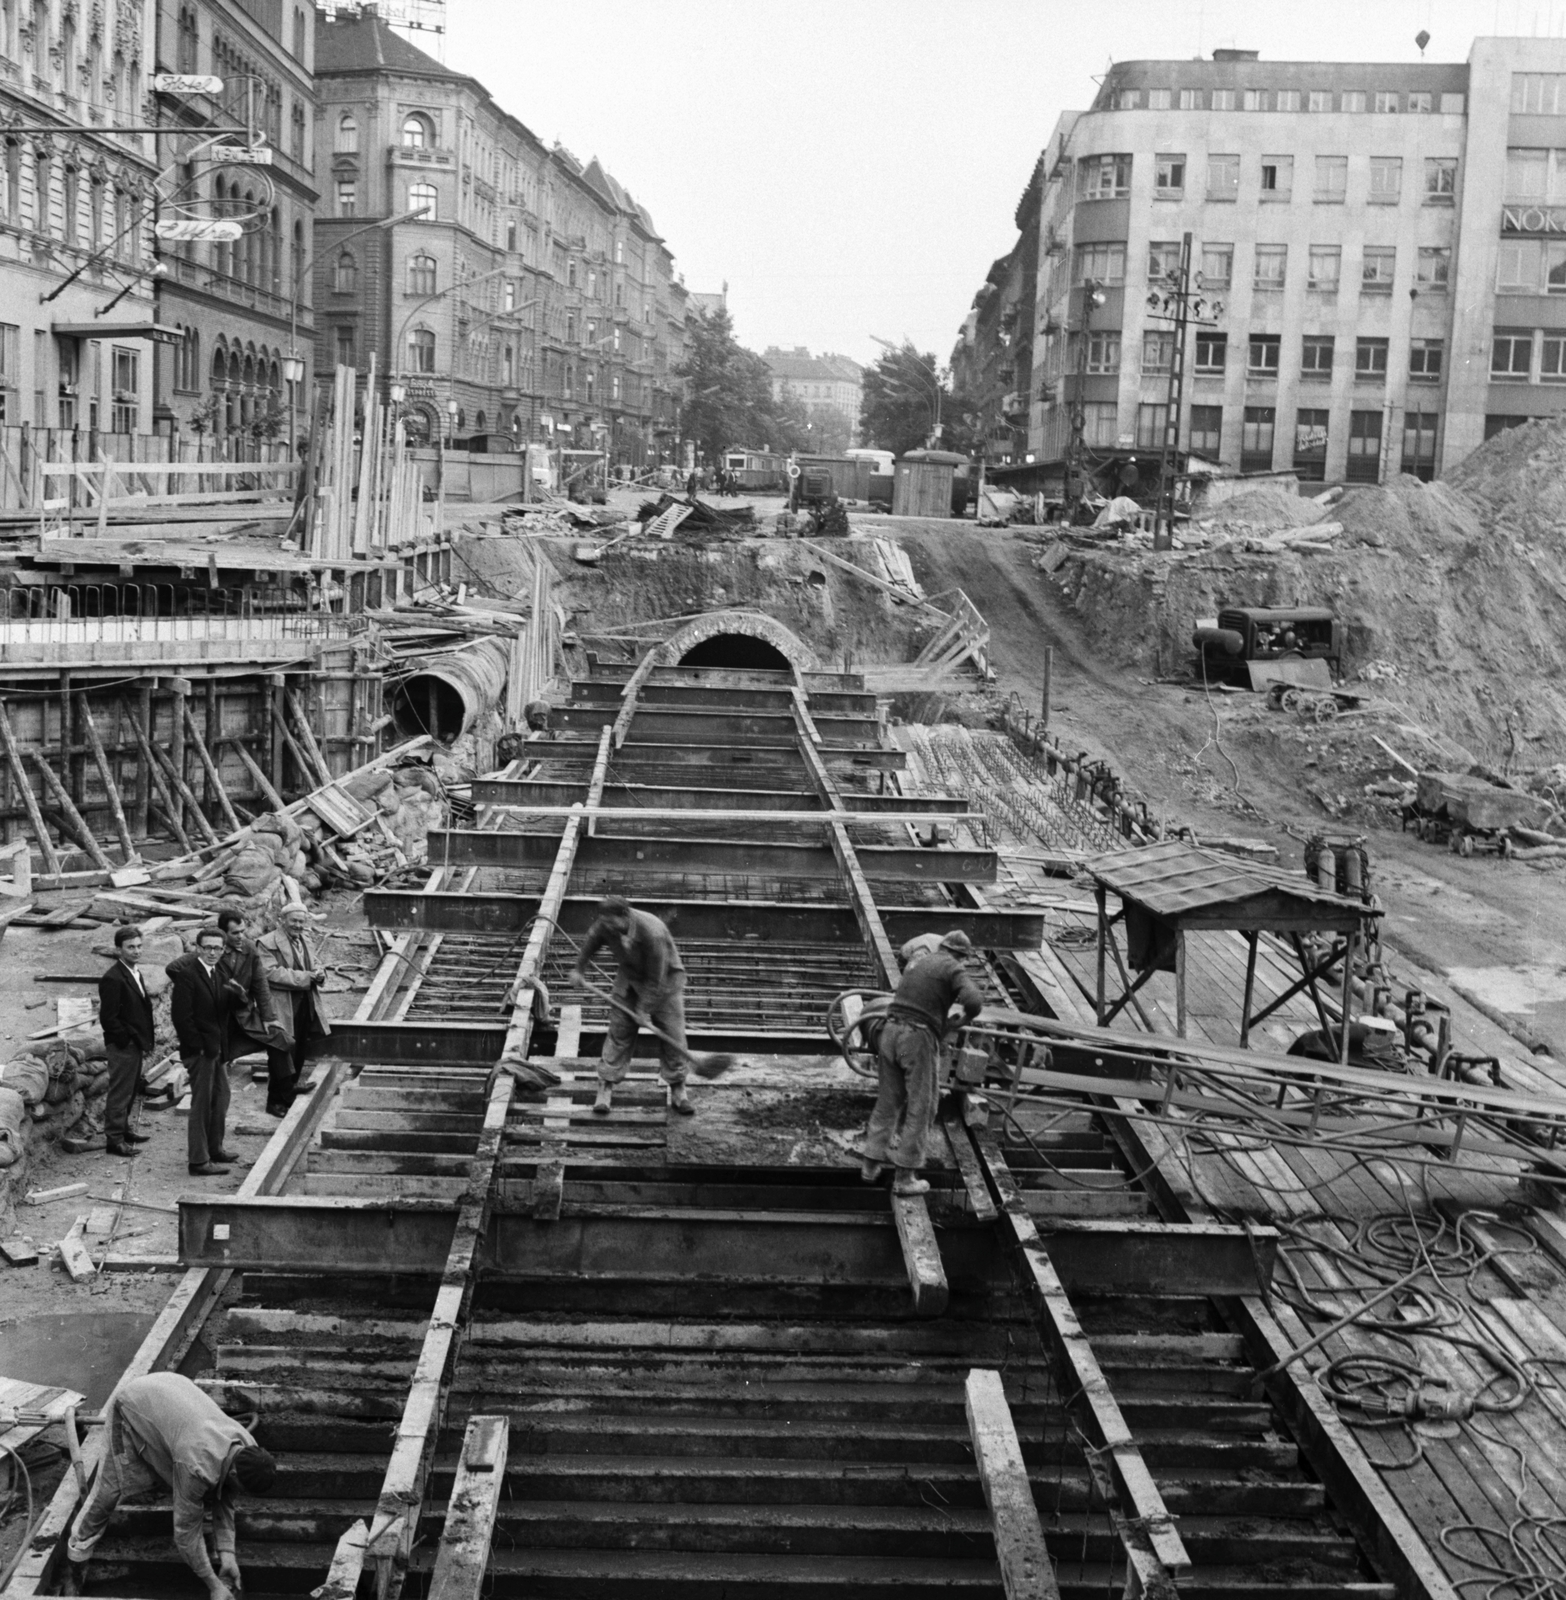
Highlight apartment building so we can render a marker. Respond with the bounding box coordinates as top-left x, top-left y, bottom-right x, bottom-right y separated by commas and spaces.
153, 0, 318, 441
0, 0, 161, 439
314, 5, 687, 468
977, 38, 1566, 496
761, 347, 864, 433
